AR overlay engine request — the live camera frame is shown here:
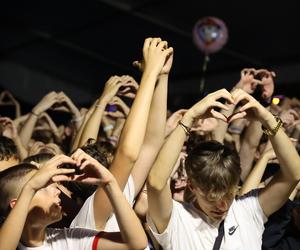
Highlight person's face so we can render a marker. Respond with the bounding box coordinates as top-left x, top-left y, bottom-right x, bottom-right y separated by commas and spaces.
28, 183, 63, 227
193, 186, 236, 221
